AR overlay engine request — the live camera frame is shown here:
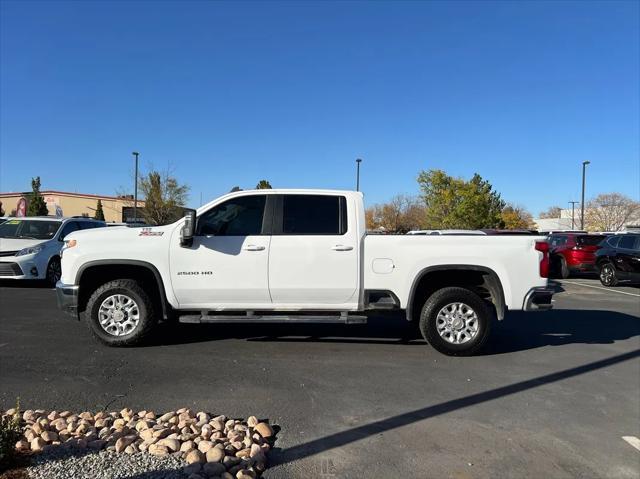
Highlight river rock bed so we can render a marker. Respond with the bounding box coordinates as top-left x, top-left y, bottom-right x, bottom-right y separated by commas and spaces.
3, 407, 276, 479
